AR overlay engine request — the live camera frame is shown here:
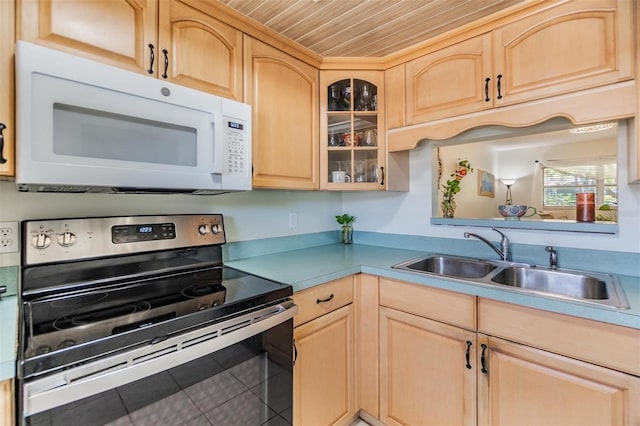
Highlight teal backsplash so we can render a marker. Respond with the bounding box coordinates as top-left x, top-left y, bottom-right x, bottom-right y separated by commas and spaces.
224, 231, 338, 261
